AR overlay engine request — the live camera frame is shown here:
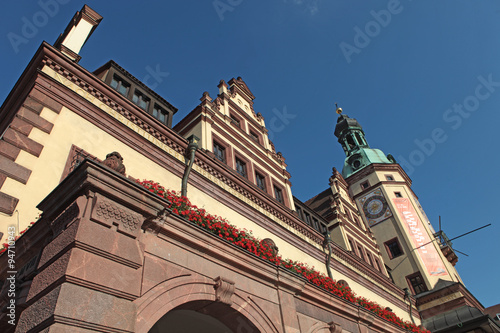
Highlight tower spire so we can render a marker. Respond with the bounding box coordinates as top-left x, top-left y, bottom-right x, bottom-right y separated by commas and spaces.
334, 110, 391, 178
